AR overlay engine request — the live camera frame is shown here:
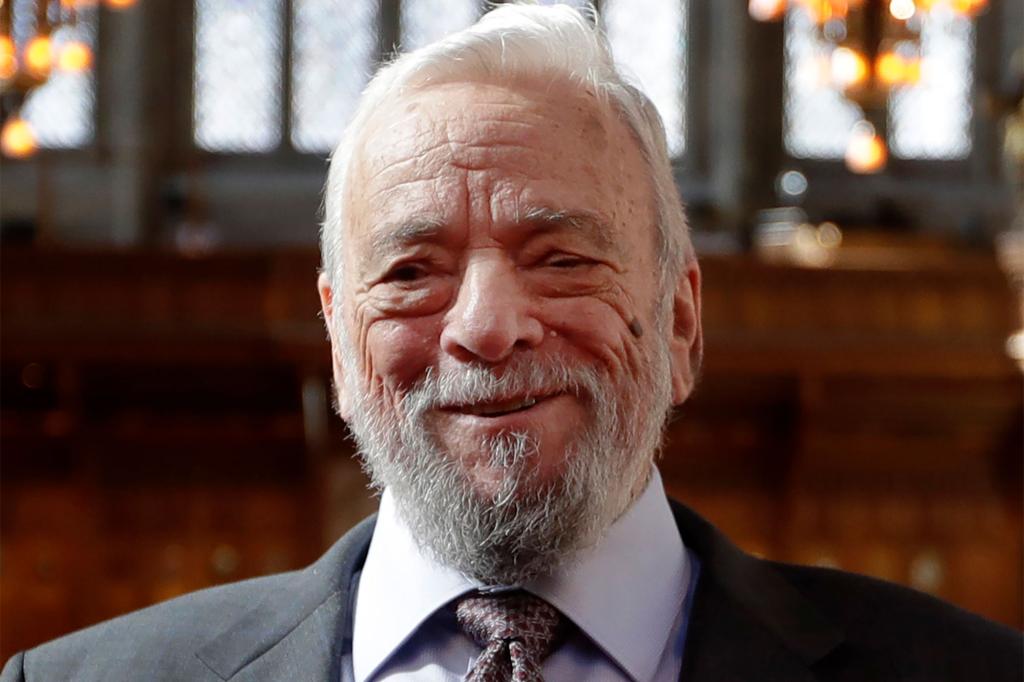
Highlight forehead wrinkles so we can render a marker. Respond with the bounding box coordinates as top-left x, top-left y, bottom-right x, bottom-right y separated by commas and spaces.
359, 82, 617, 177
345, 81, 651, 252
365, 115, 572, 188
